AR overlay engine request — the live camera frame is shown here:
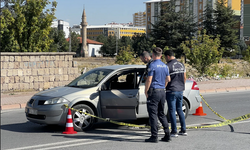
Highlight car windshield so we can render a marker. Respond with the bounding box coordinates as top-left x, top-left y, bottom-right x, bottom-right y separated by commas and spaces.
67, 68, 113, 88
